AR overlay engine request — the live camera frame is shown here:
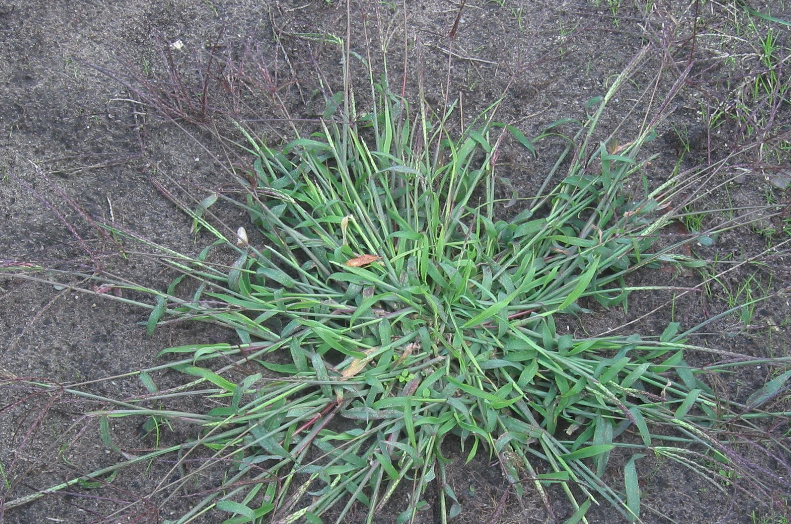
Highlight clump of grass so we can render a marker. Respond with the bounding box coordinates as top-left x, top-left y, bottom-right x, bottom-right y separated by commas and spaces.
5, 21, 791, 524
